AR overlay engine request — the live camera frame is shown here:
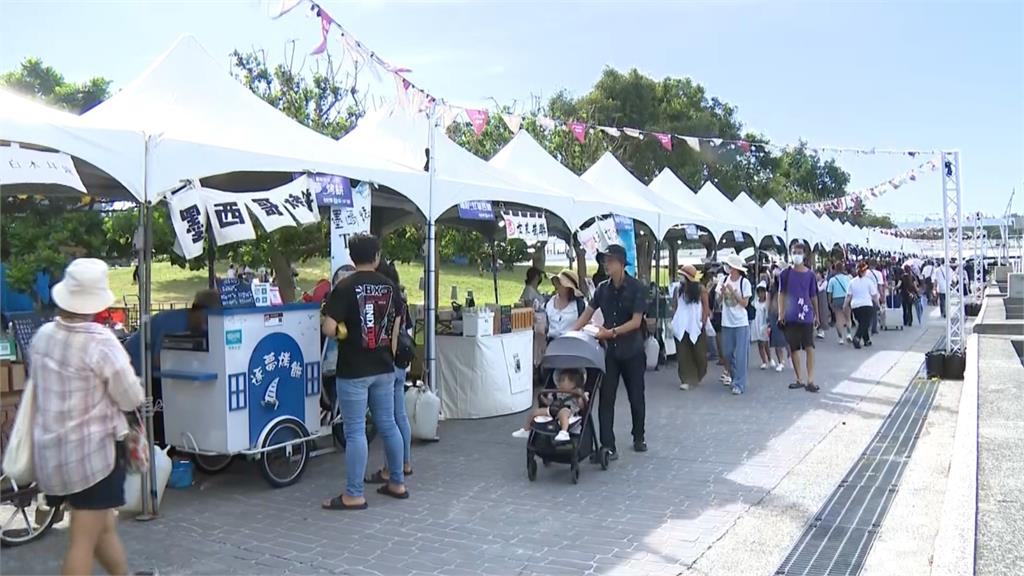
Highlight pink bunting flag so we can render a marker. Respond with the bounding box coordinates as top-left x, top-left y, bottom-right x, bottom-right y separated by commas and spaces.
310, 6, 334, 55
569, 121, 587, 144
739, 140, 751, 154
466, 109, 489, 136
654, 132, 672, 151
